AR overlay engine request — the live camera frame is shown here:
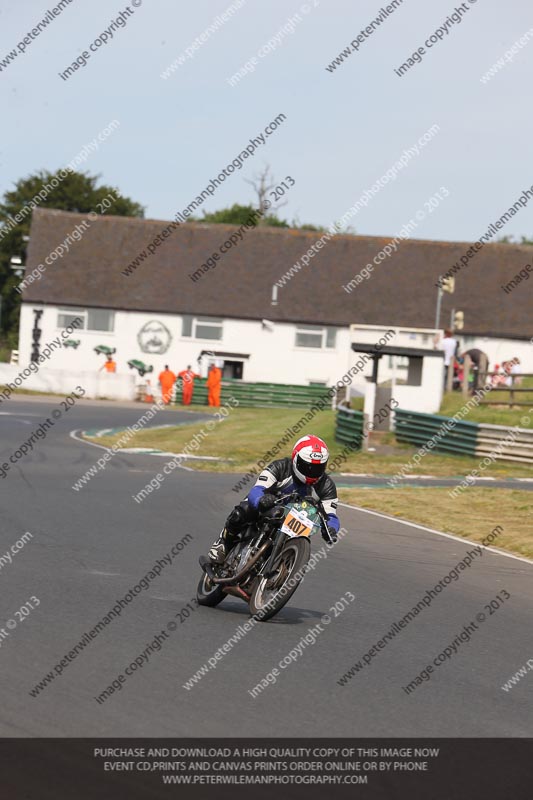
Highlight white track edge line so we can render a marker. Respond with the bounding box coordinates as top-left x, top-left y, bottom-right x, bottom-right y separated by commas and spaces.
69, 429, 110, 451
69, 429, 193, 471
338, 501, 533, 567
